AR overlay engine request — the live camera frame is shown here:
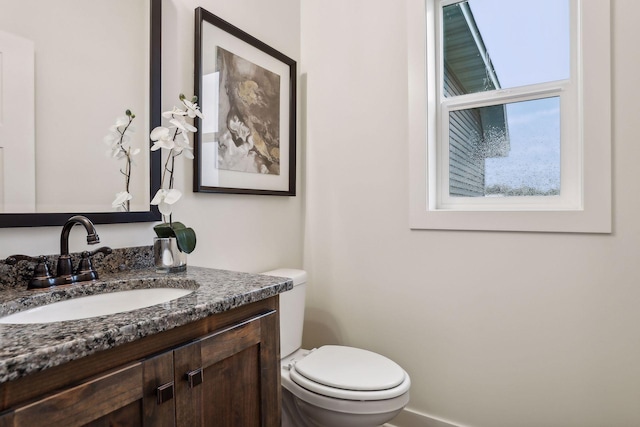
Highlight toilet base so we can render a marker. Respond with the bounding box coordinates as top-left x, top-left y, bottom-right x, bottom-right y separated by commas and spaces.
282, 387, 316, 427
283, 387, 401, 427
282, 379, 408, 427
